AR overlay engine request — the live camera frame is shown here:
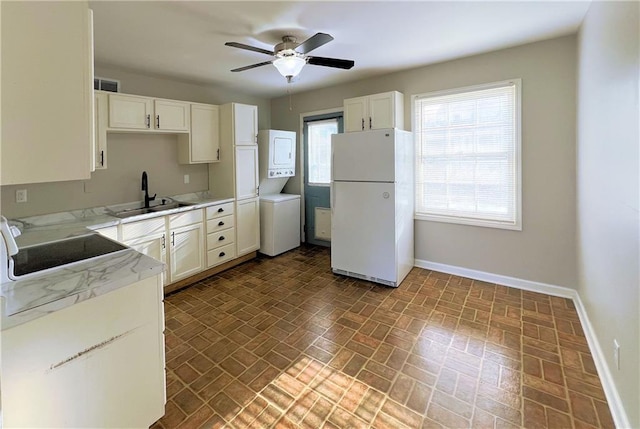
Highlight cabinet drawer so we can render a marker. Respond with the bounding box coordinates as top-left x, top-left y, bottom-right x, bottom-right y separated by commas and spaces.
206, 215, 234, 234
169, 209, 203, 229
121, 217, 165, 241
207, 228, 235, 250
207, 243, 235, 268
206, 203, 234, 219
